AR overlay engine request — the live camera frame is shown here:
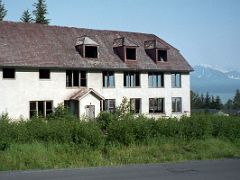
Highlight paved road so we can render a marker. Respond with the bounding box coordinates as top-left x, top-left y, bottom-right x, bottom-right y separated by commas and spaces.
0, 159, 240, 180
